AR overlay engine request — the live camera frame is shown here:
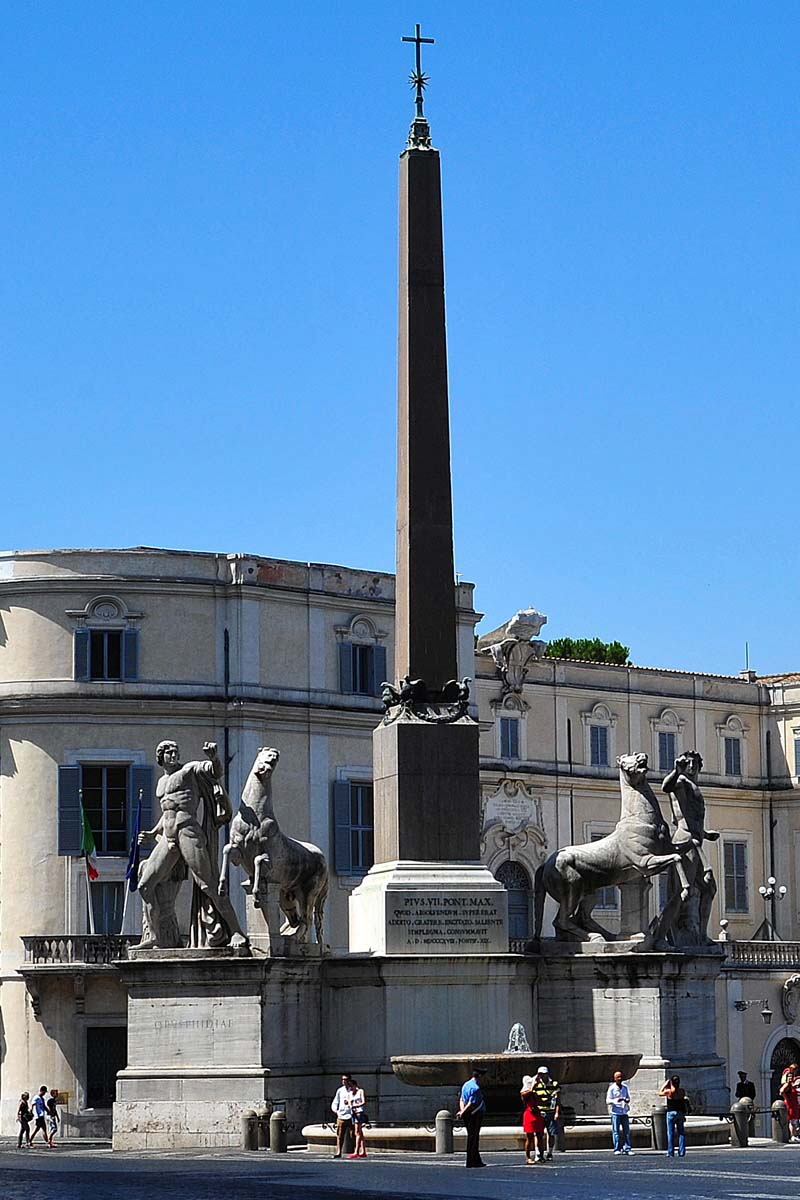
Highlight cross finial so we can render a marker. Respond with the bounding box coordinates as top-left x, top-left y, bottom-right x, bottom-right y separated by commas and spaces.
402, 23, 434, 120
